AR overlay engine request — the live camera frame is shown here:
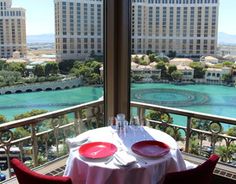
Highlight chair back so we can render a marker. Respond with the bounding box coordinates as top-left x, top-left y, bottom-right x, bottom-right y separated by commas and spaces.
10, 158, 72, 184
163, 154, 220, 184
